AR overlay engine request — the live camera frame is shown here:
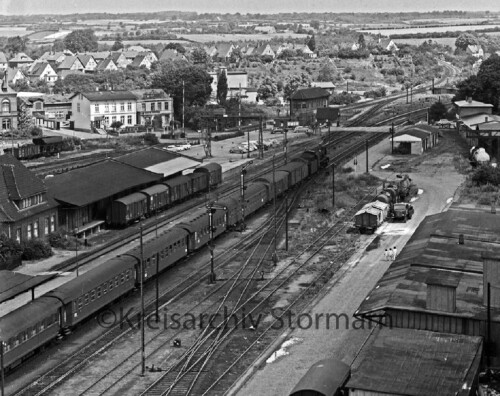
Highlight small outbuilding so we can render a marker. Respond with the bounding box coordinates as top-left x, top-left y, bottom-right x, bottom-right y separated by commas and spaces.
391, 125, 439, 155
